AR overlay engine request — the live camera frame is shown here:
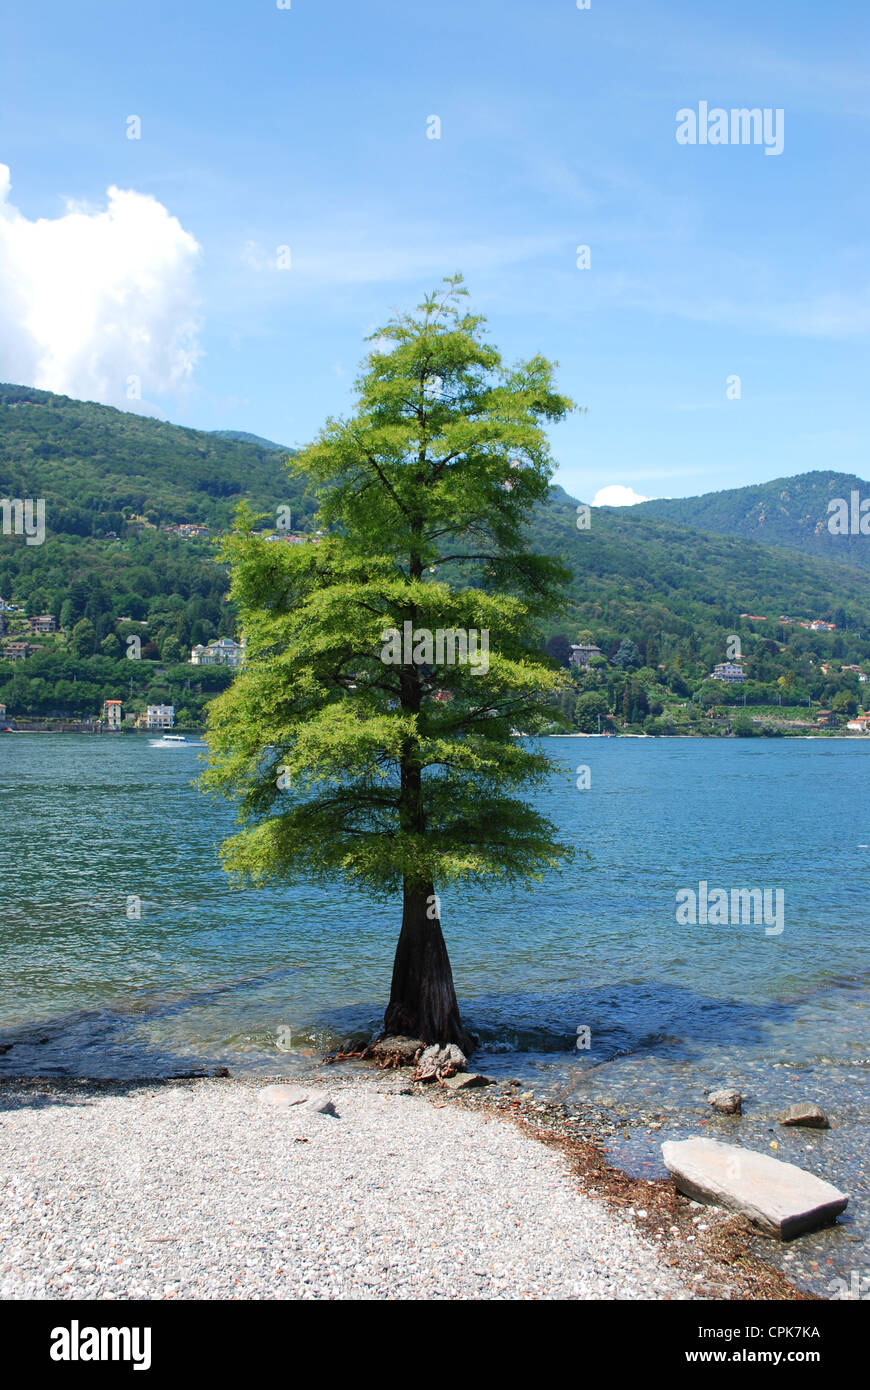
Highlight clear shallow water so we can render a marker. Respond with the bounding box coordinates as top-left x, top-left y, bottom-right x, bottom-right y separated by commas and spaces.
0, 734, 867, 1294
